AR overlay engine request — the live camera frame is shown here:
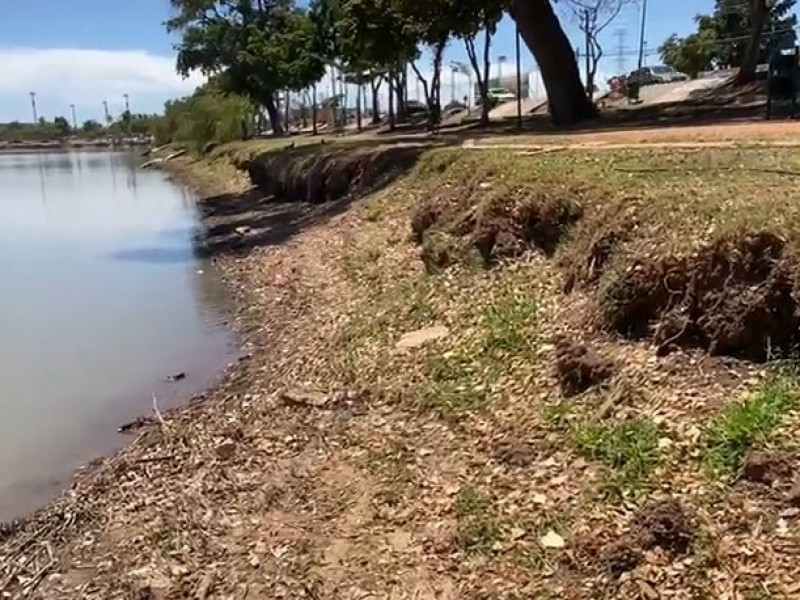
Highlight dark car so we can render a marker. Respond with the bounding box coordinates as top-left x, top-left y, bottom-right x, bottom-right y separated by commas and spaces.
628, 66, 689, 86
